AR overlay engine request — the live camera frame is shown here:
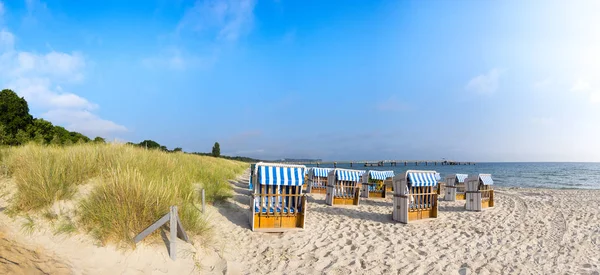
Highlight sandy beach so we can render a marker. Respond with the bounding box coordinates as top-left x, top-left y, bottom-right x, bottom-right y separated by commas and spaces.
204, 170, 600, 274
2, 170, 600, 274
